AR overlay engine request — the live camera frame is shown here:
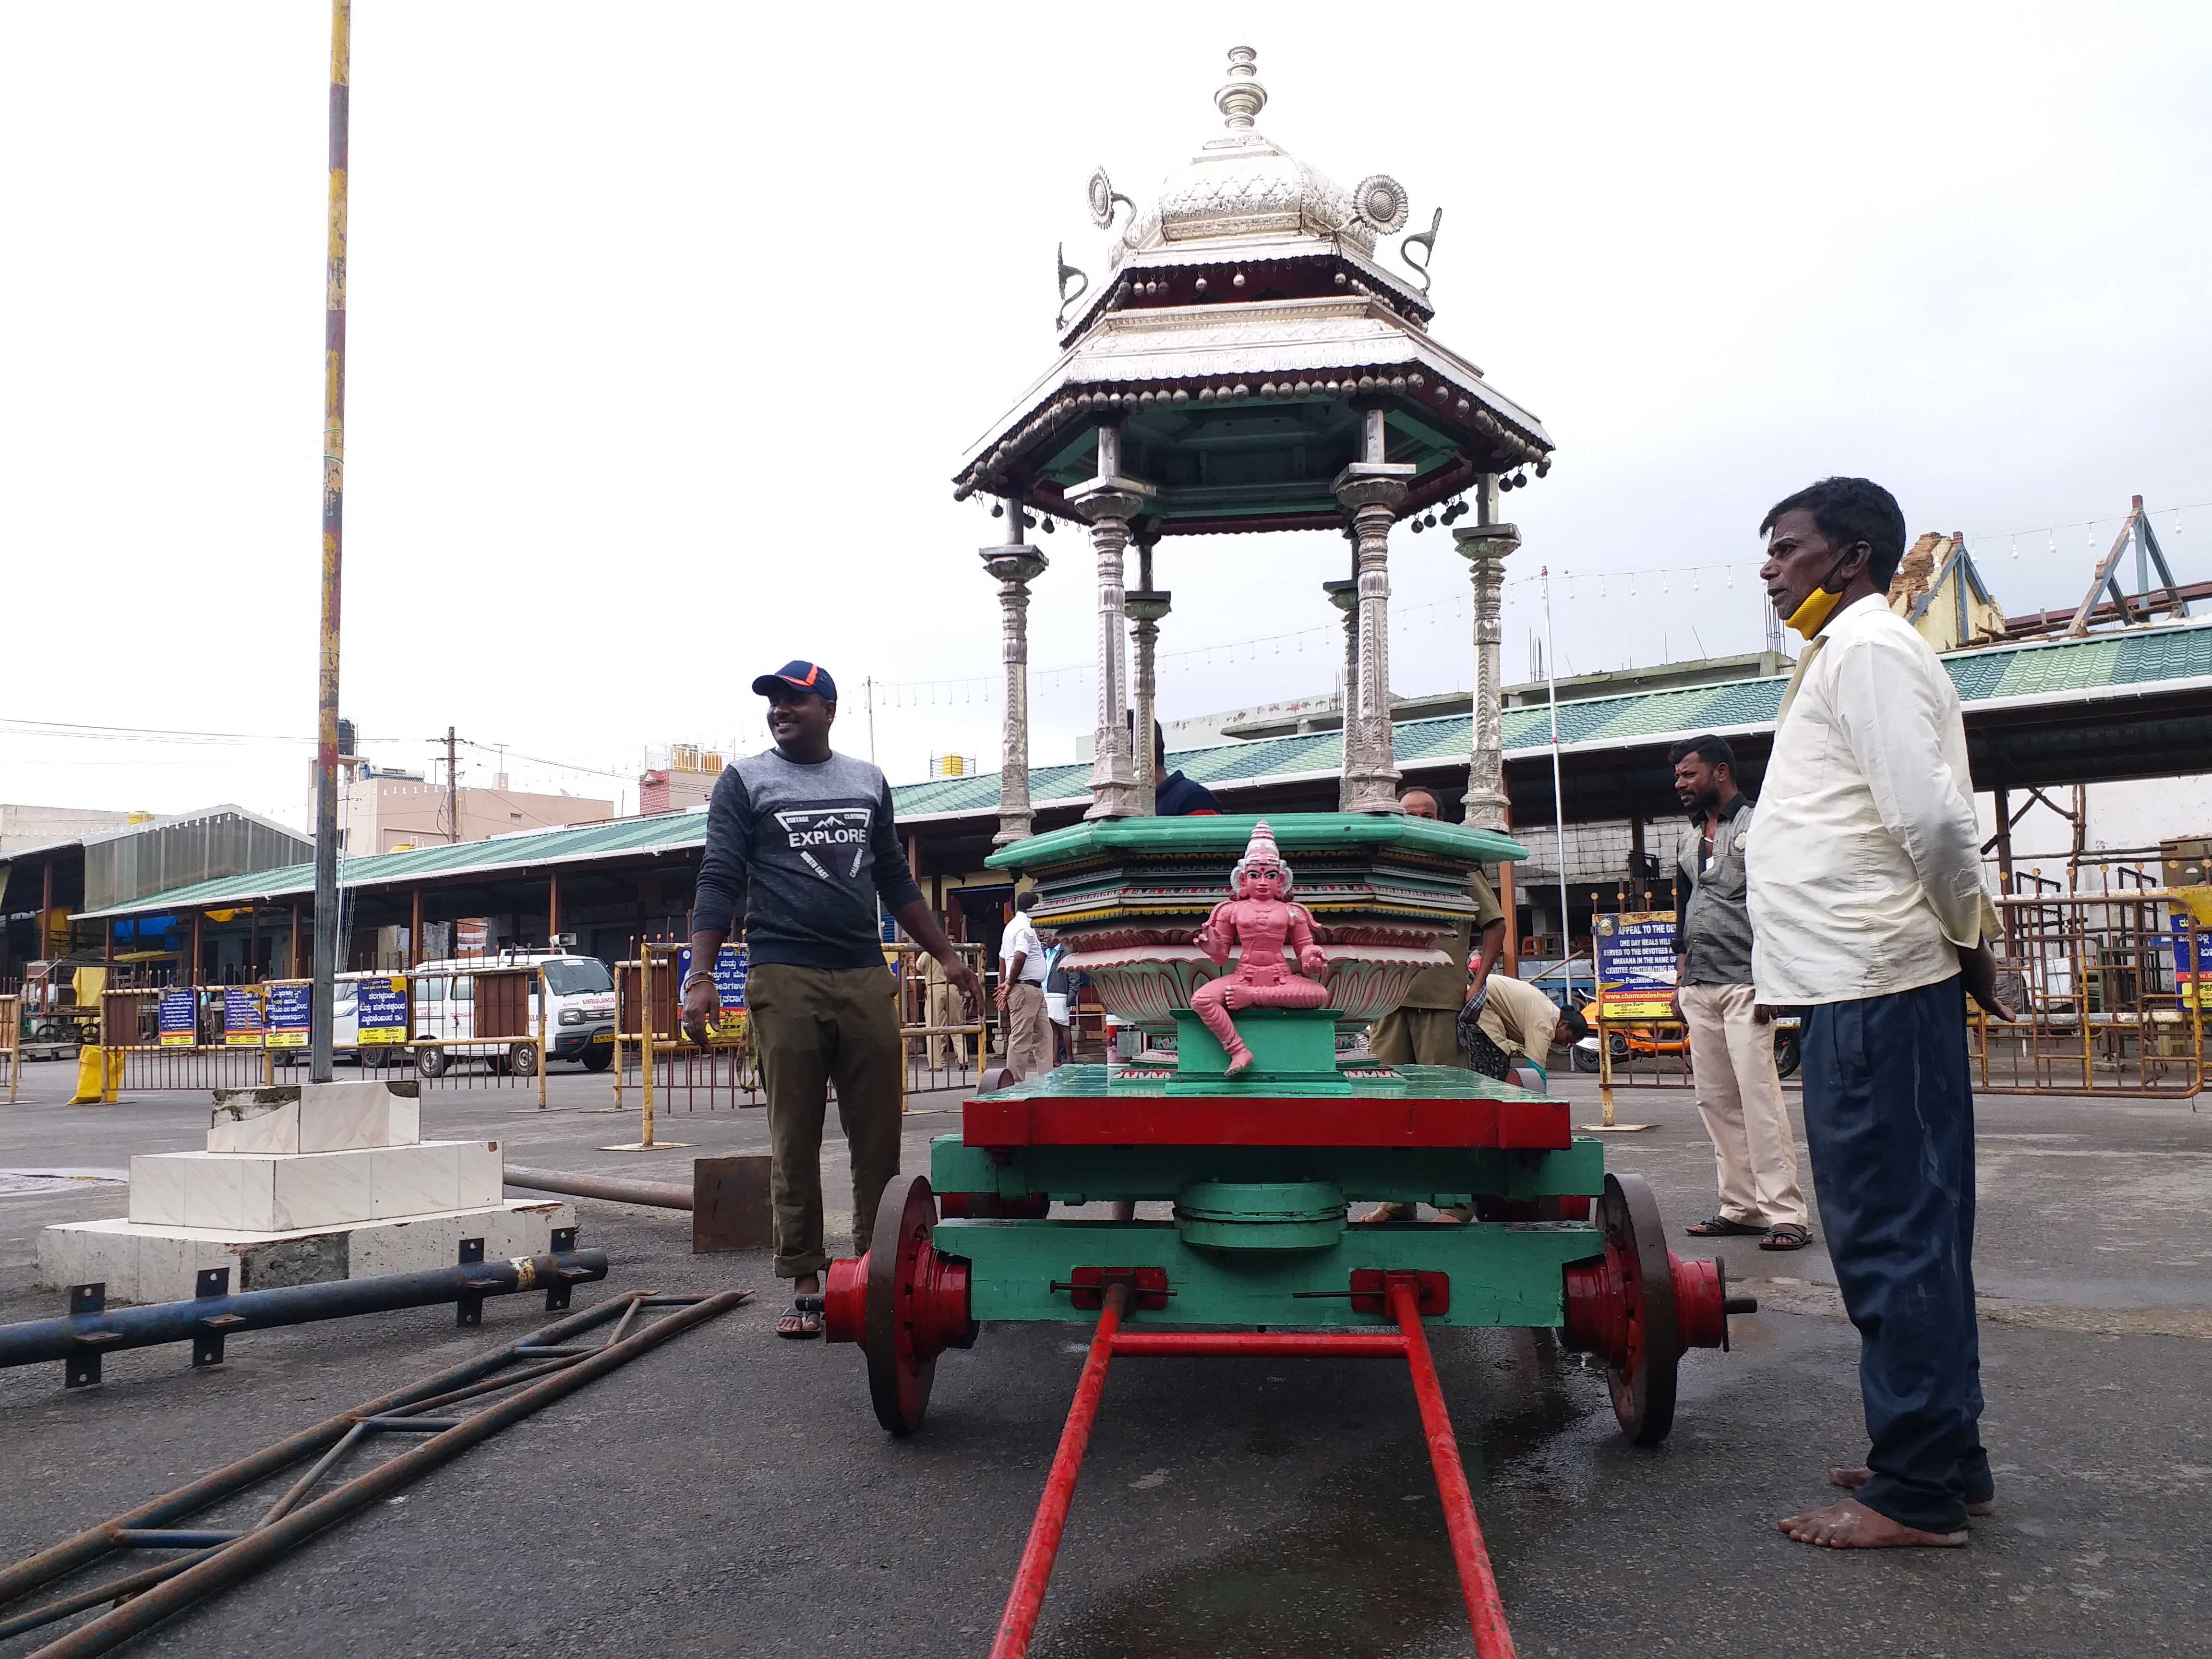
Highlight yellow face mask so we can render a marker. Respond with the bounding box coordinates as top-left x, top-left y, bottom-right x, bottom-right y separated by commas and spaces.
1782, 553, 1856, 639
1784, 584, 1844, 638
